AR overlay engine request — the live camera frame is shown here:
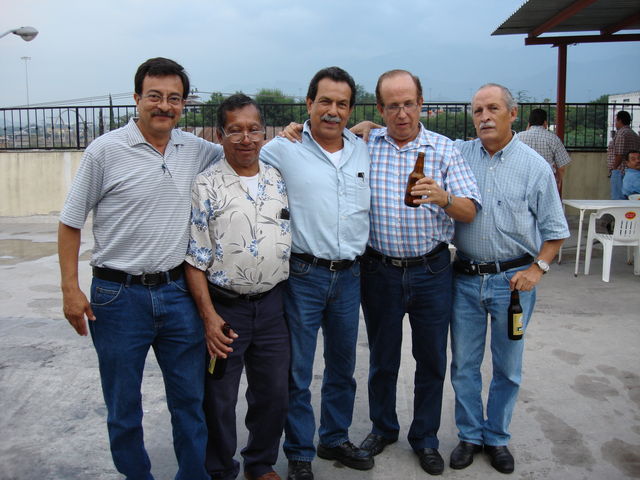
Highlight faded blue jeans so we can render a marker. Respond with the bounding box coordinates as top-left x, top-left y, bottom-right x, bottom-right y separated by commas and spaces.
450, 265, 536, 447
89, 274, 209, 480
282, 256, 361, 462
